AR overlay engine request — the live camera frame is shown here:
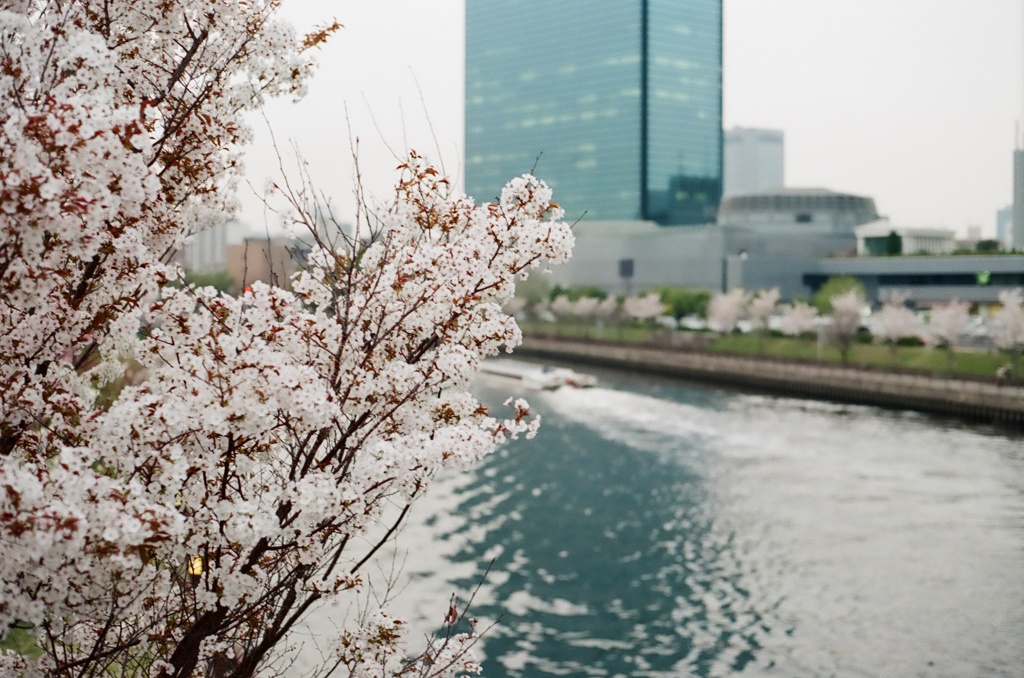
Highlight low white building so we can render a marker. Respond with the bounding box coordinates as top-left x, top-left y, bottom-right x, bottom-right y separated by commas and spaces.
718, 188, 878, 234
855, 219, 955, 256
